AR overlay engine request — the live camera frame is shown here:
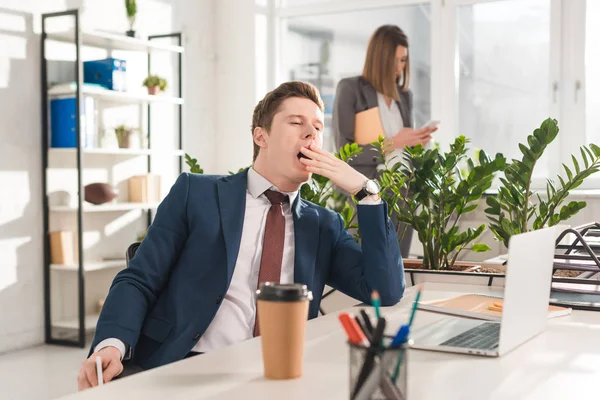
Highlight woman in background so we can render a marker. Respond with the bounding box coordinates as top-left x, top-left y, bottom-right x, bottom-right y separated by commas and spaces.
332, 24, 437, 257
